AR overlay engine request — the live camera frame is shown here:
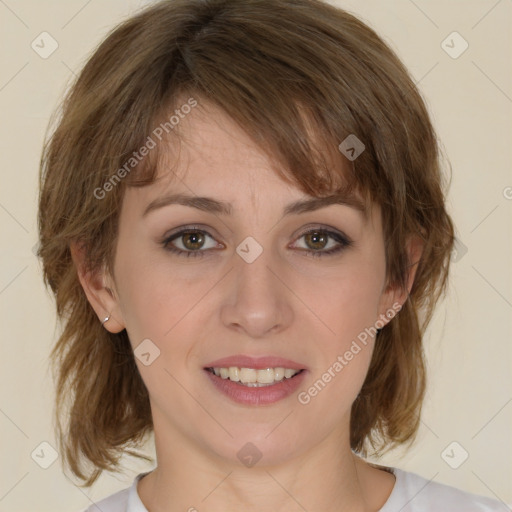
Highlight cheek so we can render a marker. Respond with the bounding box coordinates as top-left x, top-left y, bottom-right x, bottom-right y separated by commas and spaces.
296, 269, 382, 419
317, 261, 385, 344
113, 235, 181, 343
301, 253, 385, 401
114, 242, 220, 353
